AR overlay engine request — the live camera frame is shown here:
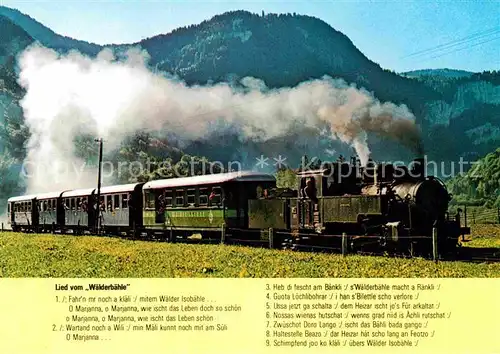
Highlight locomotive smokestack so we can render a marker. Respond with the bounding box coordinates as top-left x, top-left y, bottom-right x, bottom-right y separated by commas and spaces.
410, 157, 425, 180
